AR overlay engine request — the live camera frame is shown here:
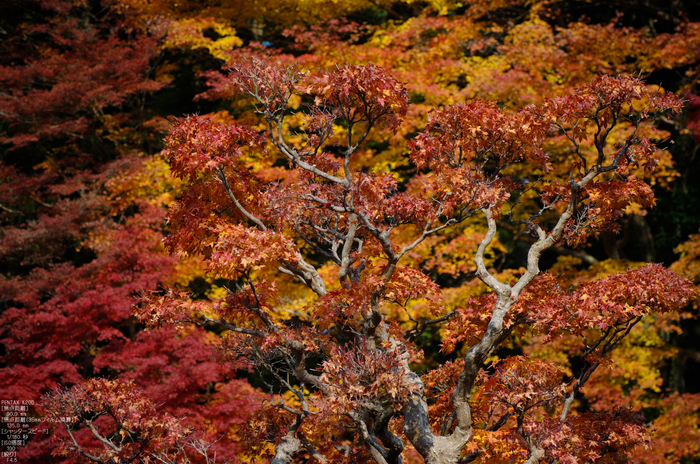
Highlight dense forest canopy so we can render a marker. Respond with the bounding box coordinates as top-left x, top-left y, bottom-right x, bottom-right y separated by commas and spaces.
1, 0, 700, 463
